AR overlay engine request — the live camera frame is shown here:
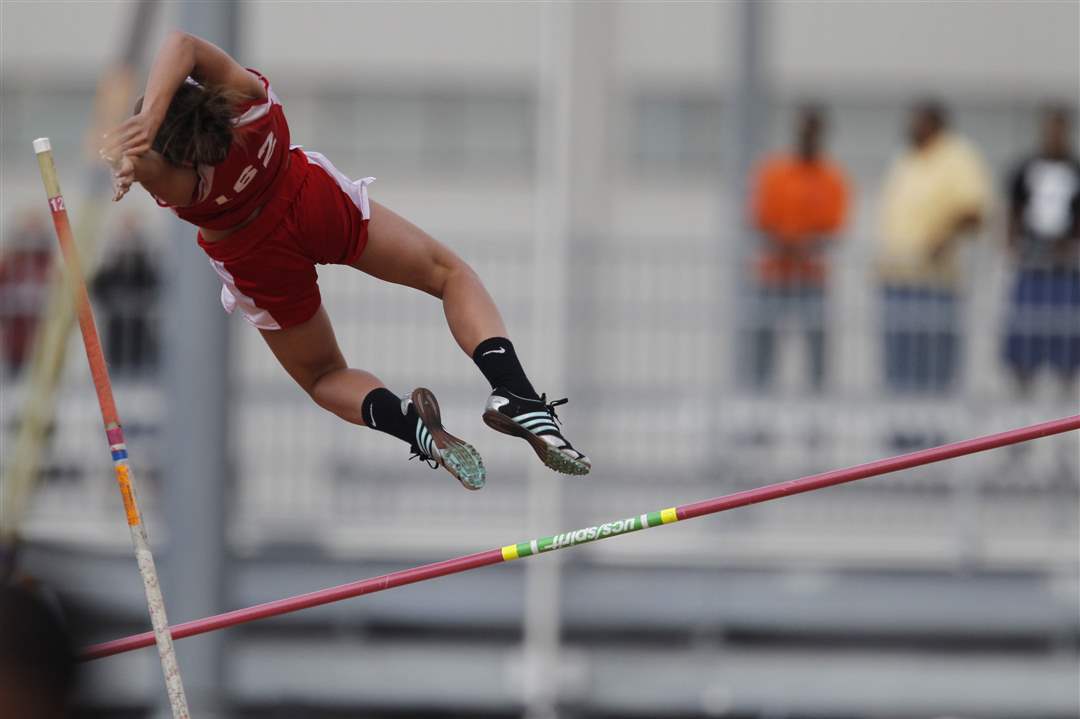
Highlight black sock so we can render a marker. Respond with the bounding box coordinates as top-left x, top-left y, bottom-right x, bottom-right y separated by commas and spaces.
361, 387, 418, 448
472, 337, 538, 399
